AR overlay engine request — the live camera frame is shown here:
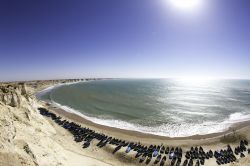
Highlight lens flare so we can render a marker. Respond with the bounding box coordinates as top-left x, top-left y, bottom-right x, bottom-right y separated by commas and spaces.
168, 0, 203, 11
